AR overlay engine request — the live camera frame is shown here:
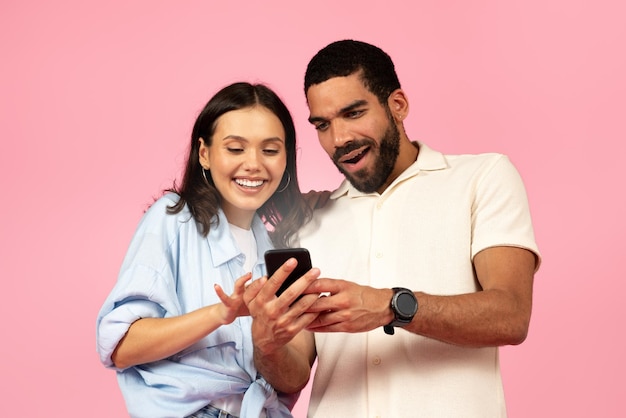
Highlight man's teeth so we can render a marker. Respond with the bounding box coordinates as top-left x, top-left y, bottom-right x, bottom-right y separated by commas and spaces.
235, 179, 264, 188
345, 149, 366, 164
